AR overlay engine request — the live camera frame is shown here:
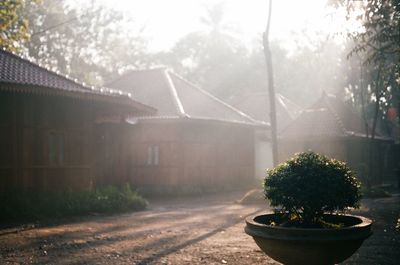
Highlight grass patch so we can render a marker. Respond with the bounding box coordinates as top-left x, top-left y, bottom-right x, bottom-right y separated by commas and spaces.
0, 185, 148, 222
